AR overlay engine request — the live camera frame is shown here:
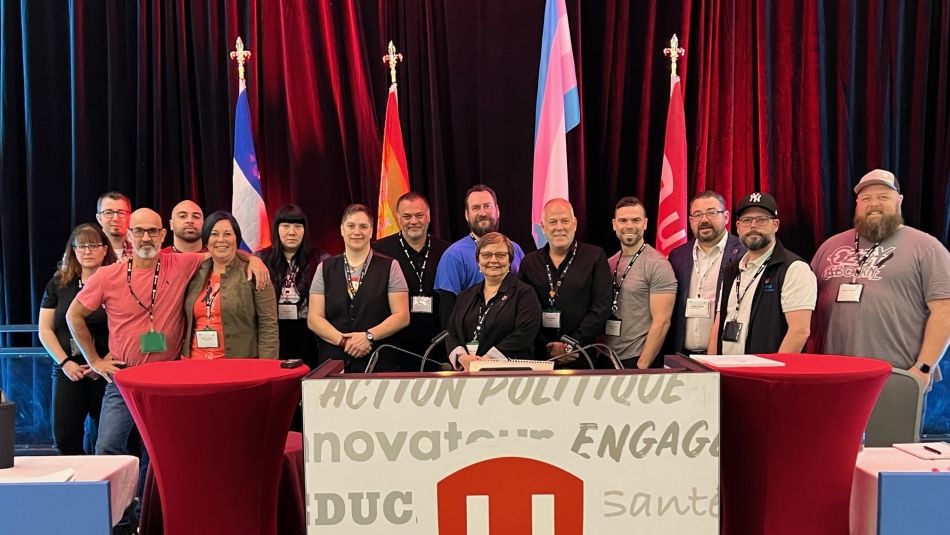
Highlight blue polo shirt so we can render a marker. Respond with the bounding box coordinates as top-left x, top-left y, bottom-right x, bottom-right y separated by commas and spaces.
434, 235, 525, 295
